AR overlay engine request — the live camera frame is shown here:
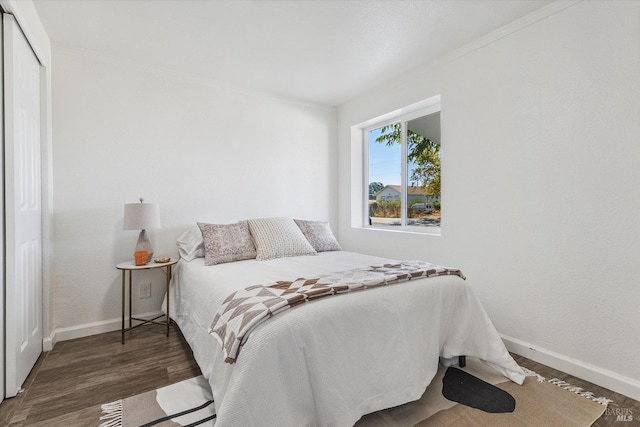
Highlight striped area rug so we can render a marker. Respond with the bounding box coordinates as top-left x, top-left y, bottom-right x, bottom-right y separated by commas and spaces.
100, 358, 609, 426
99, 376, 215, 427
